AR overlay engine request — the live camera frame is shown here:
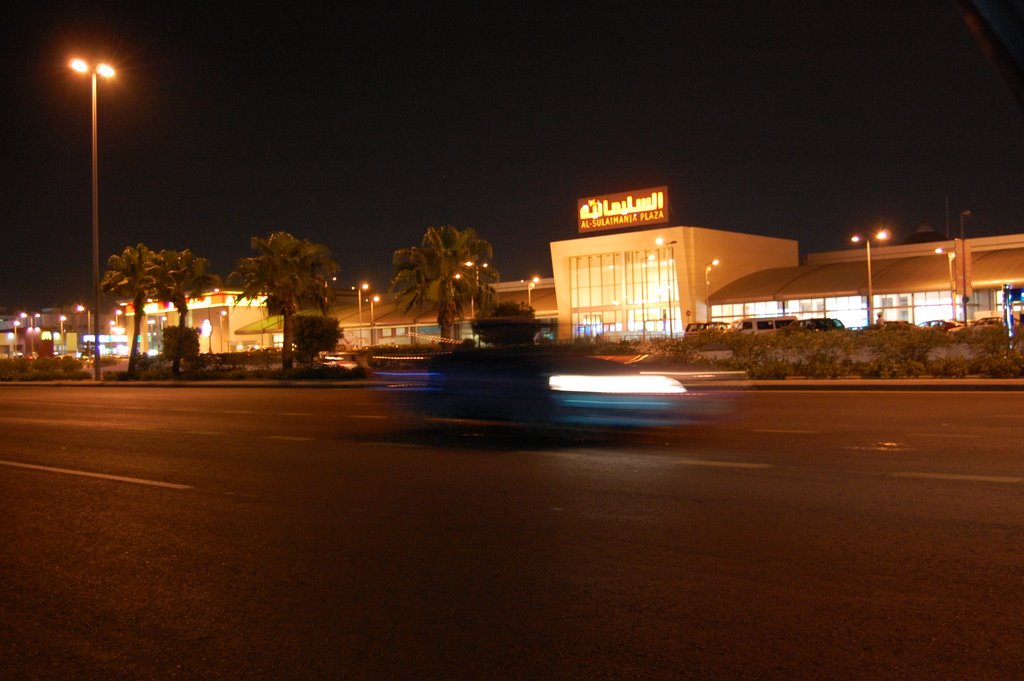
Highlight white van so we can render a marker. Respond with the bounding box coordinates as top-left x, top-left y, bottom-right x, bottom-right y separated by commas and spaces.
730, 316, 797, 334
